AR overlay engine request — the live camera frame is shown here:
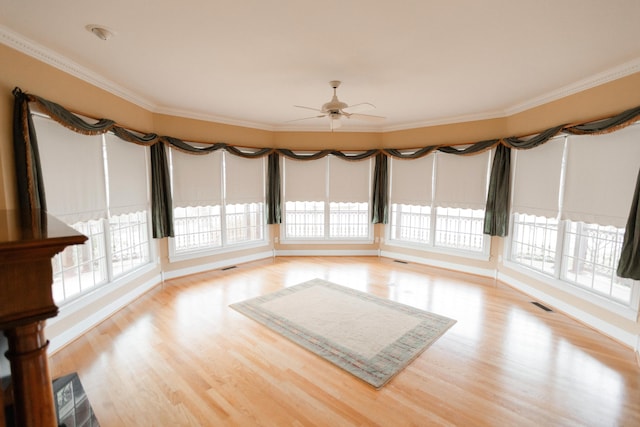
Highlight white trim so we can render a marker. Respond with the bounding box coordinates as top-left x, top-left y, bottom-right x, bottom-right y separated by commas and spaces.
279, 238, 375, 245
383, 238, 491, 262
498, 270, 639, 349
0, 25, 156, 113
504, 58, 640, 117
47, 264, 160, 354
379, 250, 494, 278
275, 249, 379, 257
3, 24, 639, 133
503, 259, 639, 320
163, 250, 274, 280
169, 239, 270, 263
